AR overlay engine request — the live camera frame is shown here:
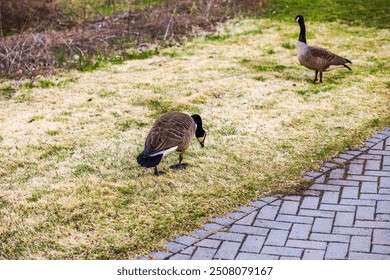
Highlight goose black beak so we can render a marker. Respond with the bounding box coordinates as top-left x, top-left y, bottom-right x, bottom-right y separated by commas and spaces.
200, 141, 204, 148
